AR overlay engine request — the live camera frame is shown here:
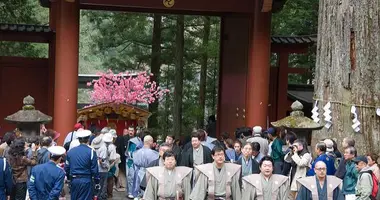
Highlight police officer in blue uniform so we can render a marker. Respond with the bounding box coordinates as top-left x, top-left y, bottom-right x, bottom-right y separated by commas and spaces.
64, 130, 99, 200
28, 146, 66, 200
0, 156, 13, 199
